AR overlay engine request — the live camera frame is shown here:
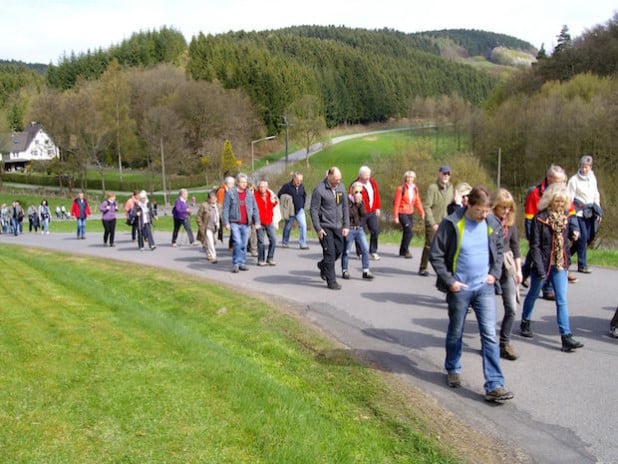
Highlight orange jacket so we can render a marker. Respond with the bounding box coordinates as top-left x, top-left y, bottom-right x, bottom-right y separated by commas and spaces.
393, 183, 424, 219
